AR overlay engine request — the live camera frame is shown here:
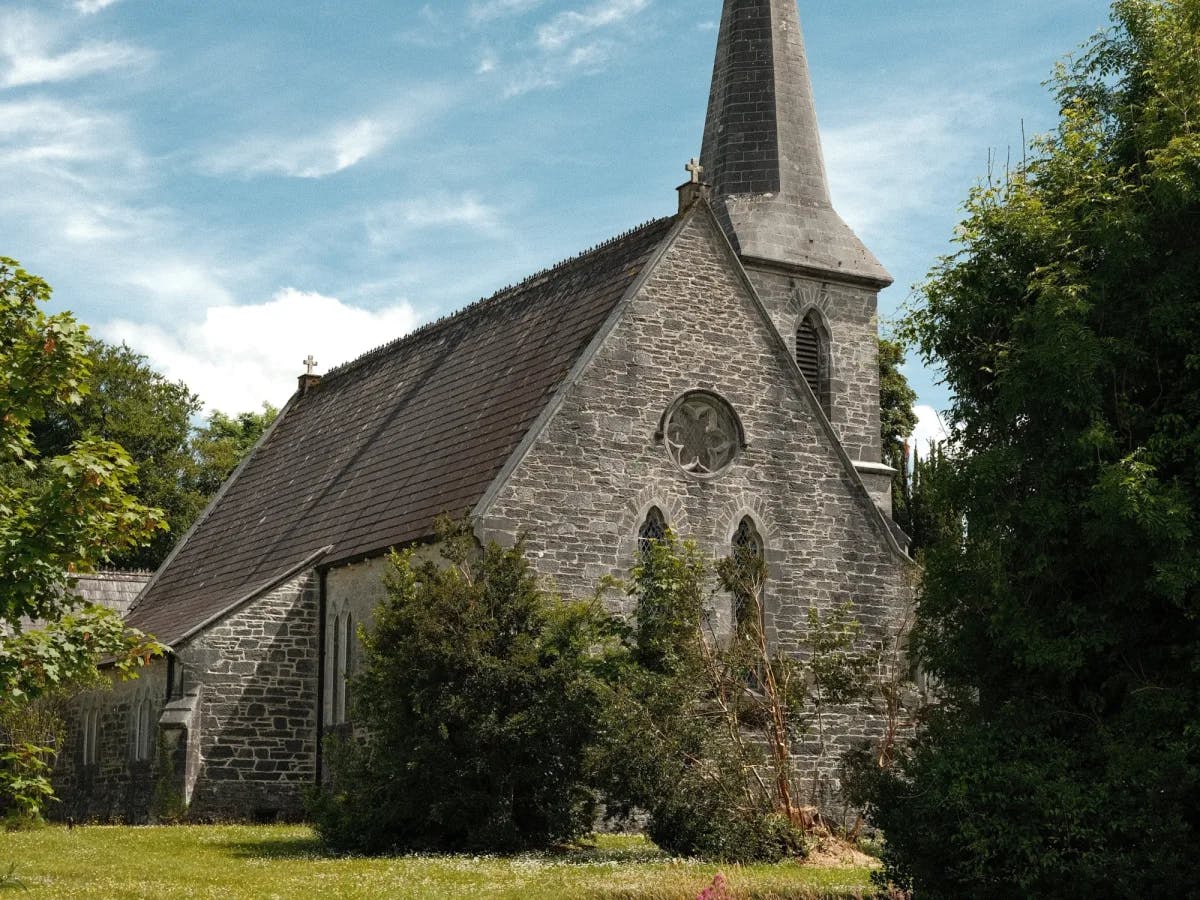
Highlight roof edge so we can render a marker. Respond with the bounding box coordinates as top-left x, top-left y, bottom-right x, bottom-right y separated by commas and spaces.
471, 211, 688, 528
127, 392, 300, 620
171, 544, 334, 649
692, 200, 913, 565
323, 217, 674, 387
